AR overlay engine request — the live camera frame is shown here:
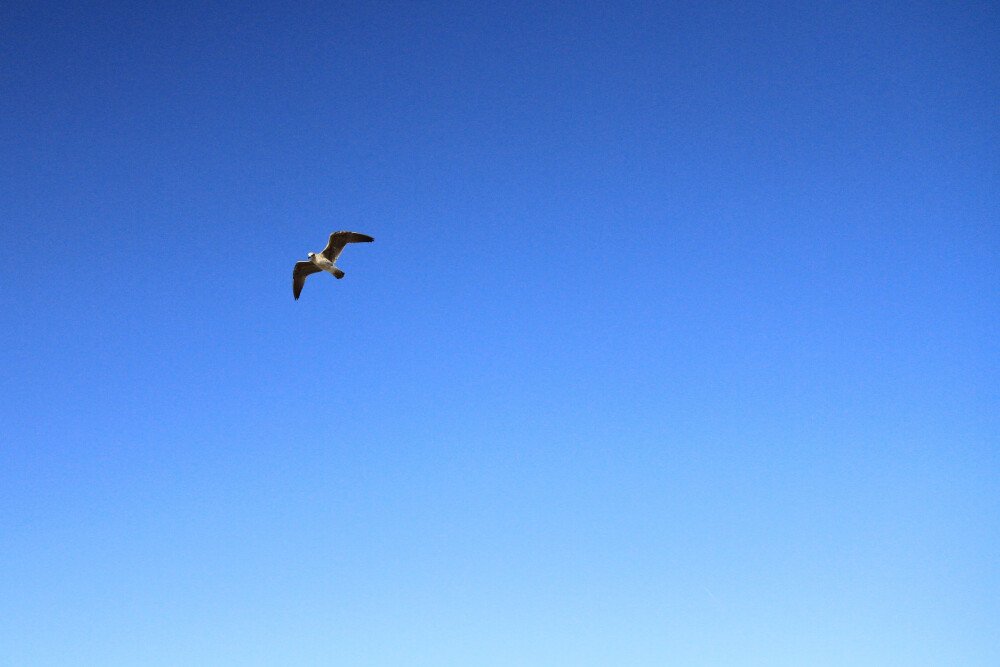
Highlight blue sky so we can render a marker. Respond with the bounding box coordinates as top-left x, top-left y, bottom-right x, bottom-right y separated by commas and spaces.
2, 0, 997, 664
